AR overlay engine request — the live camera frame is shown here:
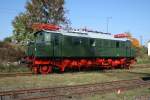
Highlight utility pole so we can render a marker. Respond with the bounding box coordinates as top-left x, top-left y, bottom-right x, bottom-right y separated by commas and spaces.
140, 35, 143, 46
106, 17, 112, 33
